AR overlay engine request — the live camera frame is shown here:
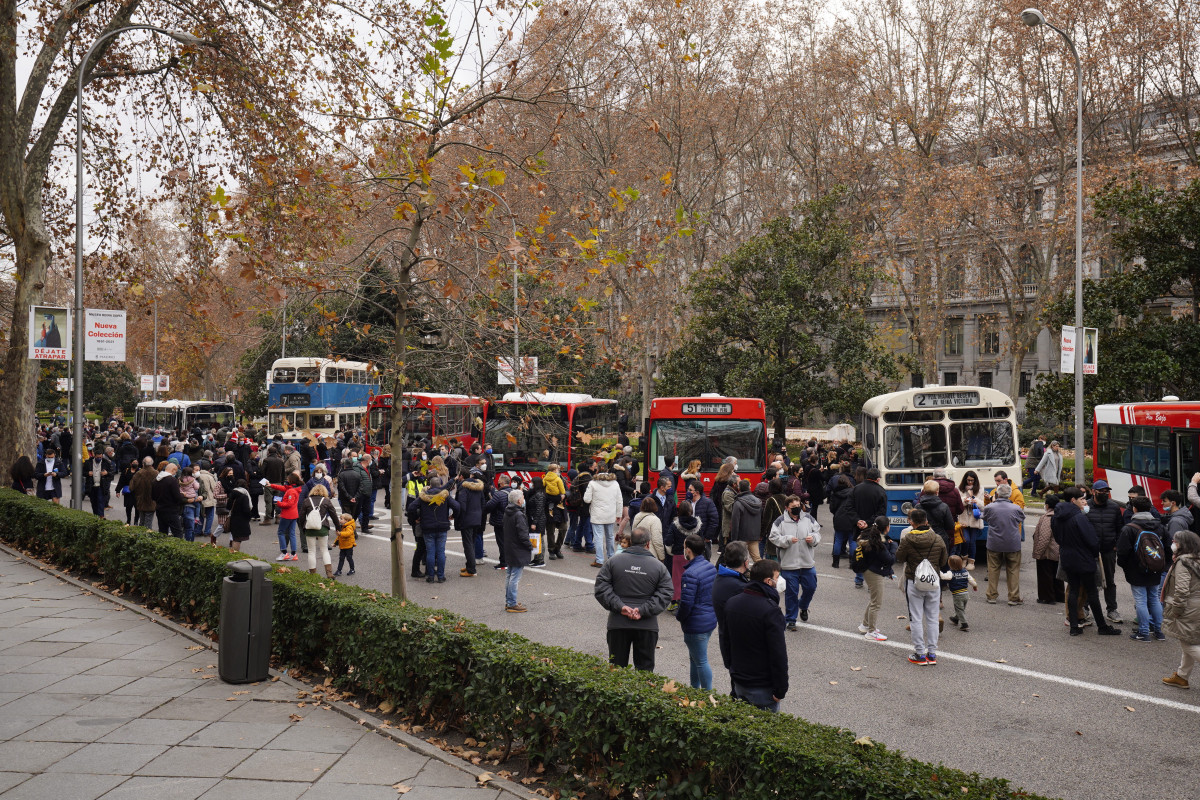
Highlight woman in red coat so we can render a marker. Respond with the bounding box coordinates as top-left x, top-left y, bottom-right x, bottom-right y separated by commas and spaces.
269, 473, 303, 561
